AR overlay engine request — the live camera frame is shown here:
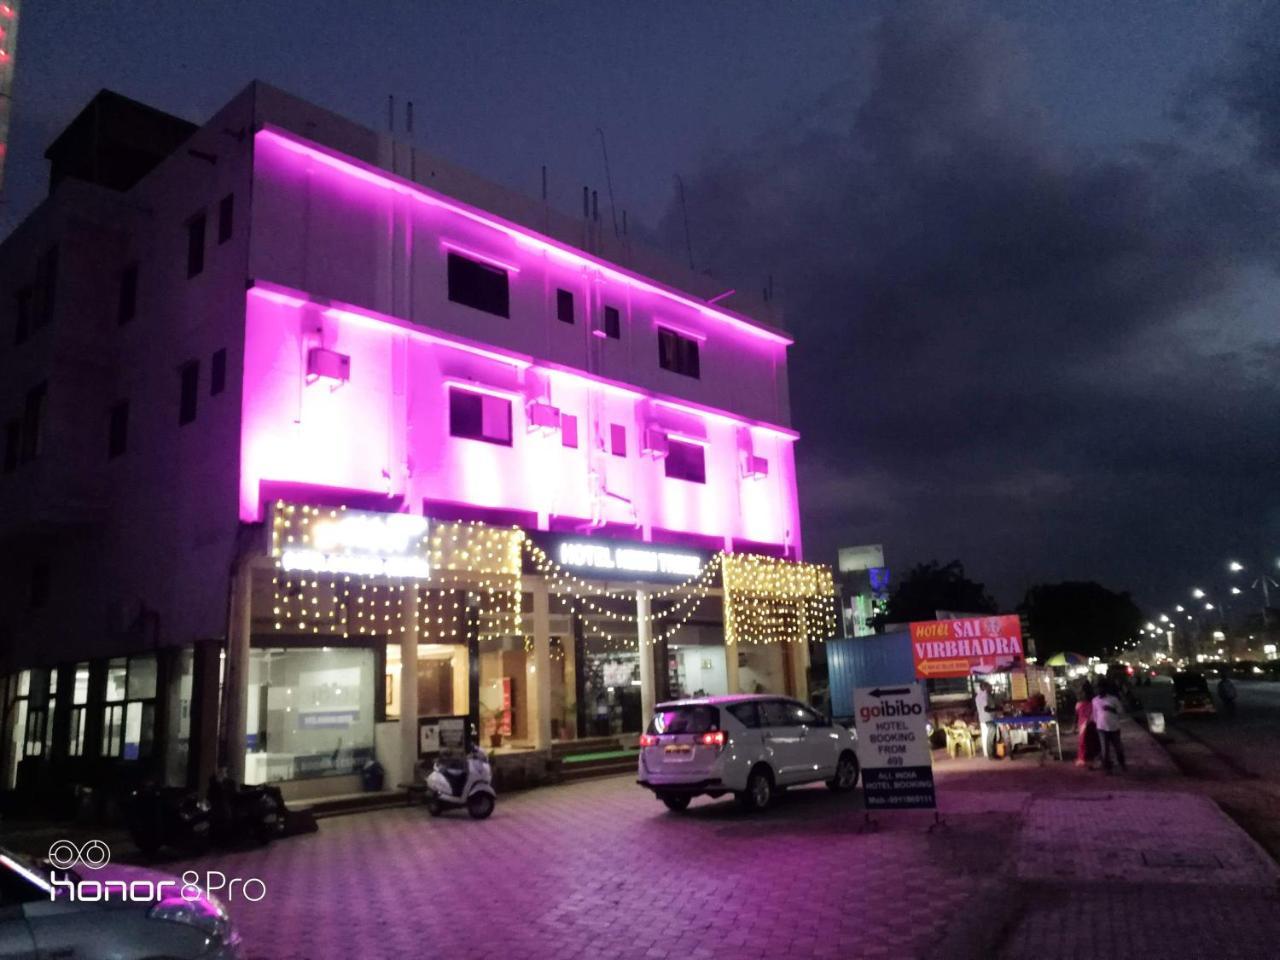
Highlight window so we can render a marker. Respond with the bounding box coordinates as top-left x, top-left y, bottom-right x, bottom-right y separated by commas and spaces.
763, 700, 823, 727
186, 212, 206, 278
726, 702, 762, 729
658, 327, 701, 378
3, 419, 18, 473
33, 246, 58, 330
117, 263, 138, 325
13, 286, 31, 345
648, 705, 720, 735
448, 387, 512, 446
210, 348, 227, 395
601, 305, 621, 339
217, 193, 234, 244
20, 382, 45, 463
556, 288, 574, 324
68, 663, 89, 758
102, 655, 156, 760
561, 413, 579, 449
664, 438, 706, 483
447, 253, 509, 318
108, 401, 129, 459
178, 360, 199, 425
759, 700, 796, 727
610, 423, 626, 457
